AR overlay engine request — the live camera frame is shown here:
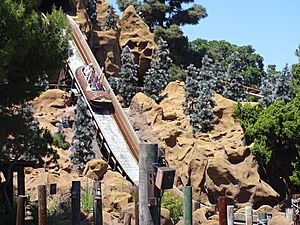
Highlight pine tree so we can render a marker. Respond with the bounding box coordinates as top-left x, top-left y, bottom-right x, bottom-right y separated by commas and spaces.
86, 0, 97, 25
223, 54, 245, 101
261, 64, 294, 106
103, 5, 119, 30
70, 97, 95, 171
183, 56, 216, 133
212, 60, 225, 94
118, 46, 138, 106
183, 64, 200, 115
190, 56, 216, 133
144, 38, 172, 102
108, 76, 120, 95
